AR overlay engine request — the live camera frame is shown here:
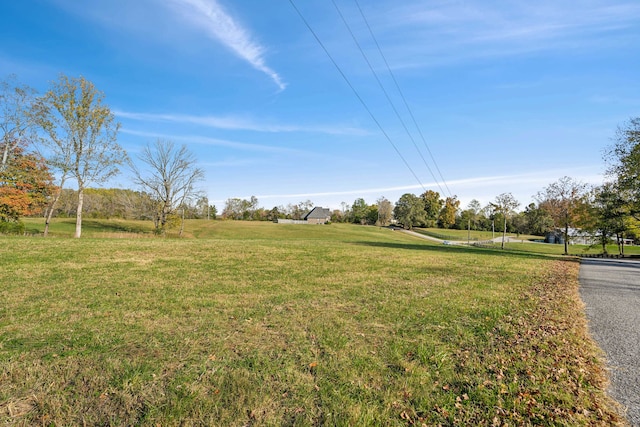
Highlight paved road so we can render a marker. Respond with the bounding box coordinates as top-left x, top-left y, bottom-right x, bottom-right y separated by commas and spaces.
579, 258, 640, 425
